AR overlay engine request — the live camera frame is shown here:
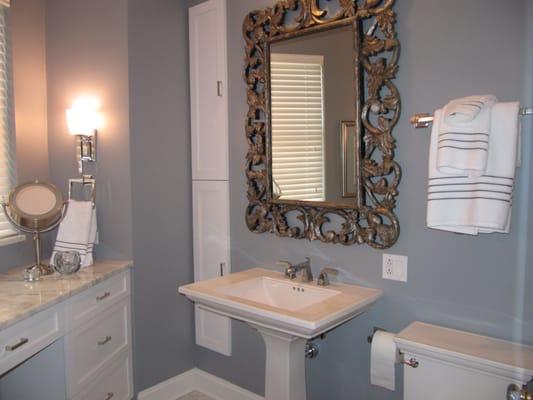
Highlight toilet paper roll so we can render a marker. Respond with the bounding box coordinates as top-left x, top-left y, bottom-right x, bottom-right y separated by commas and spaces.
370, 330, 401, 391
